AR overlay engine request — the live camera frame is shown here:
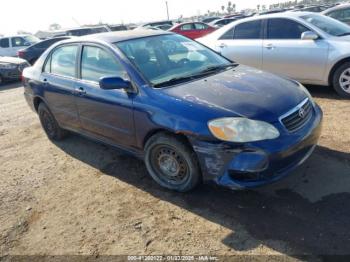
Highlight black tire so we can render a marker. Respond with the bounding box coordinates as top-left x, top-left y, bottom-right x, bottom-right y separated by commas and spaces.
332, 62, 350, 98
145, 134, 201, 192
38, 103, 67, 141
